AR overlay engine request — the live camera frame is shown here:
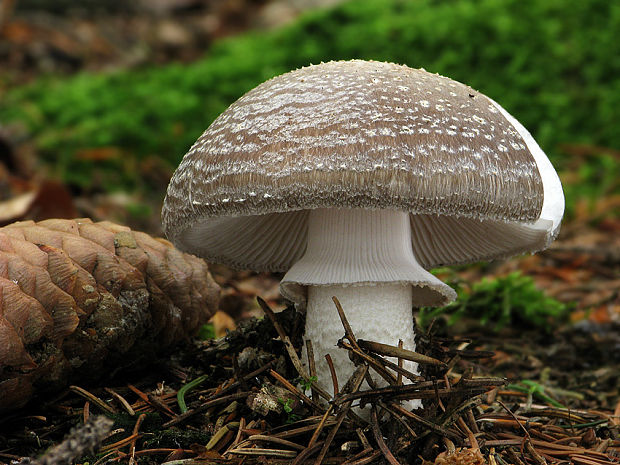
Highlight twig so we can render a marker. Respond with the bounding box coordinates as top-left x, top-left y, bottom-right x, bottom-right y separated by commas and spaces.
333, 381, 490, 406
506, 446, 529, 465
114, 448, 194, 462
216, 359, 275, 398
397, 340, 404, 386
83, 401, 90, 424
387, 402, 461, 441
497, 400, 532, 440
228, 447, 297, 458
526, 439, 548, 465
246, 434, 305, 450
258, 297, 332, 401
357, 339, 447, 368
332, 296, 362, 352
338, 339, 398, 386
232, 354, 249, 392
291, 442, 324, 465
306, 339, 319, 402
127, 384, 176, 417
307, 406, 334, 448
378, 401, 417, 441
466, 407, 480, 434
325, 353, 339, 397
223, 416, 246, 455
363, 347, 424, 383
206, 422, 239, 450
105, 388, 136, 416
270, 369, 325, 413
258, 297, 309, 378
129, 413, 147, 462
162, 391, 251, 428
444, 348, 497, 359
272, 419, 338, 439
436, 396, 484, 436
457, 416, 479, 449
340, 447, 375, 465
70, 386, 116, 414
370, 405, 402, 465
314, 365, 368, 465
434, 378, 446, 412
342, 450, 382, 465
459, 377, 507, 388
100, 433, 141, 452
356, 428, 372, 450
